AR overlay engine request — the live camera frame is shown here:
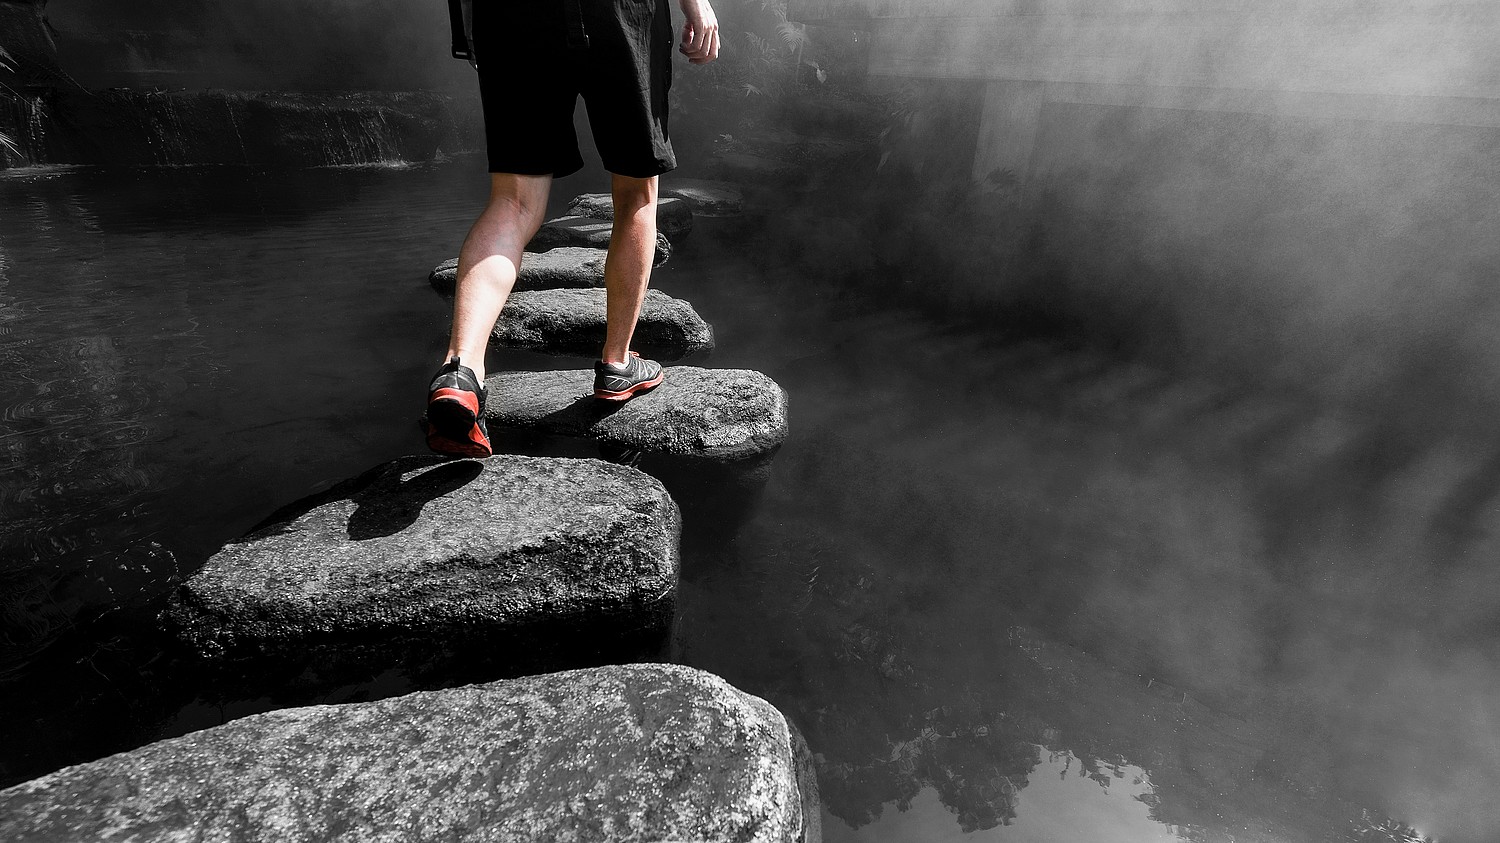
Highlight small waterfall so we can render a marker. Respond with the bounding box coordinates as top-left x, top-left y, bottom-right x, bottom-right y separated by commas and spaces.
320, 104, 406, 167
138, 91, 190, 166
2, 90, 459, 169
0, 95, 49, 168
